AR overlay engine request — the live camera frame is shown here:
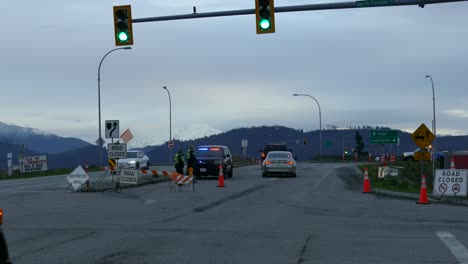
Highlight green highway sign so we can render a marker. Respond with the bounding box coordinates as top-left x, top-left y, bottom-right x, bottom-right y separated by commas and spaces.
371, 130, 398, 144
356, 0, 396, 7
324, 141, 334, 147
